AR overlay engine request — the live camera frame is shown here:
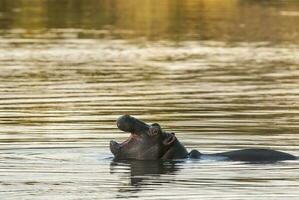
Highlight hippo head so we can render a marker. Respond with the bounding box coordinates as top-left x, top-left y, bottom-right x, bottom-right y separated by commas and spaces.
110, 115, 183, 160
